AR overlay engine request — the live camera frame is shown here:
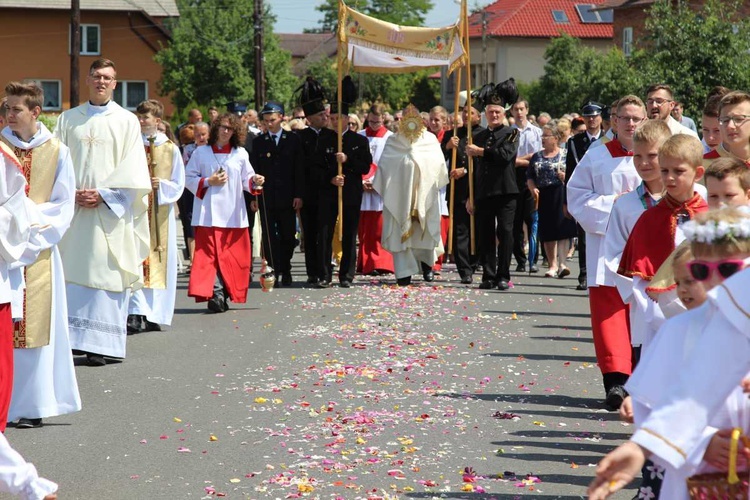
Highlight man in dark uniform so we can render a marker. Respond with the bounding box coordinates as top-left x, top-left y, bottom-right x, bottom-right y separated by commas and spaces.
466, 79, 520, 291
296, 78, 335, 286
564, 101, 604, 291
327, 102, 372, 288
442, 105, 484, 284
249, 101, 304, 286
